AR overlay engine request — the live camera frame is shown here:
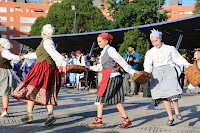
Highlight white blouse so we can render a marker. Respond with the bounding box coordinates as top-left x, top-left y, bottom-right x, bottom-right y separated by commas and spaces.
144, 43, 189, 73
1, 49, 19, 61
24, 38, 69, 67
90, 45, 135, 78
